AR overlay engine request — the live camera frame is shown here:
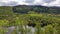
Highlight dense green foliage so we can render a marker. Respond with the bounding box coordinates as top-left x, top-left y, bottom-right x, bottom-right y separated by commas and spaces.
13, 5, 60, 14
0, 6, 60, 34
